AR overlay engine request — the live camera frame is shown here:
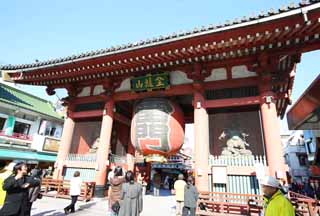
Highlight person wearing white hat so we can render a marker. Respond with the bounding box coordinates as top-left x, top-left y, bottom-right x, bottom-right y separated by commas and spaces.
261, 176, 294, 216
